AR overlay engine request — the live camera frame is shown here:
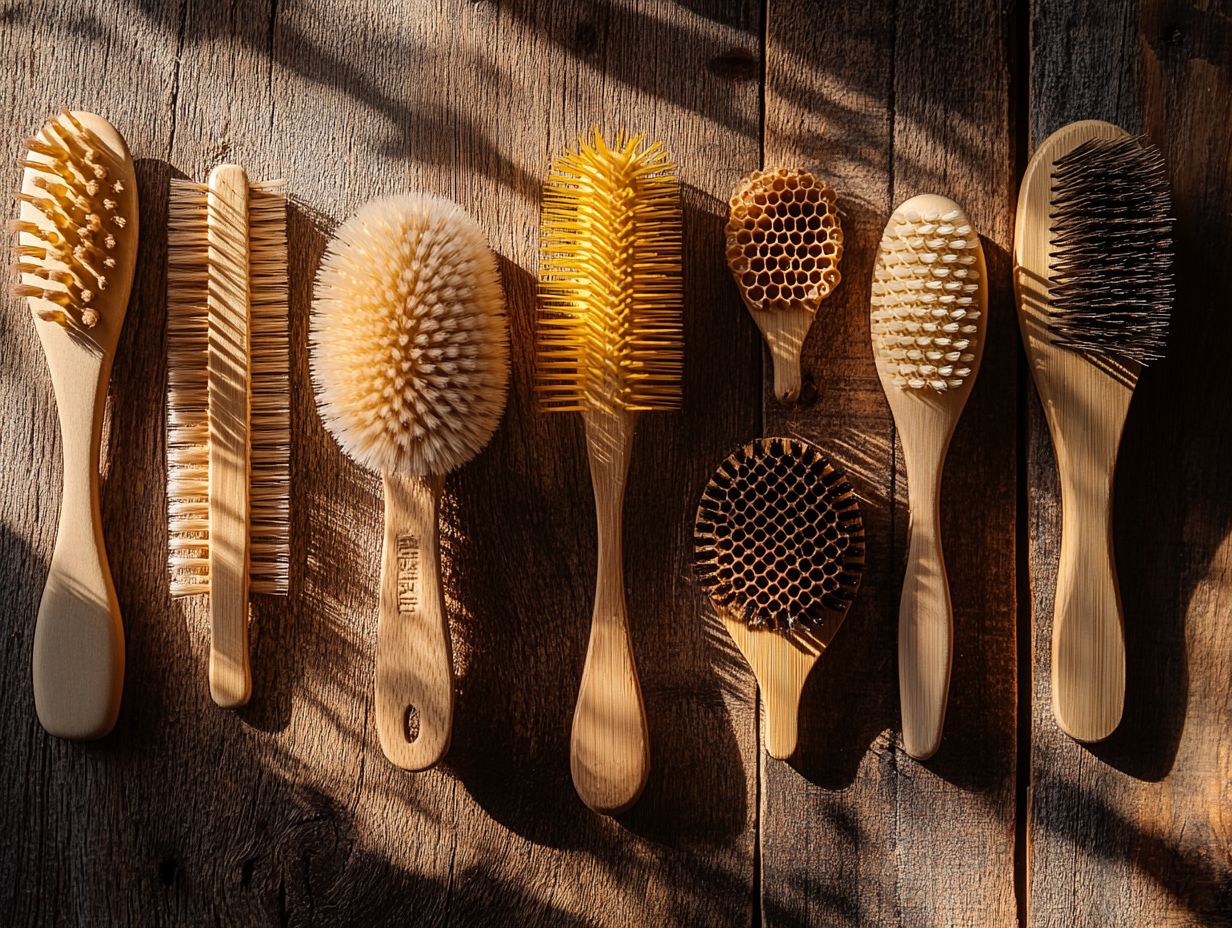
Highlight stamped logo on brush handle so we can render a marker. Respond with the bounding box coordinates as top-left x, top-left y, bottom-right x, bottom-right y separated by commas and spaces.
396, 534, 420, 616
